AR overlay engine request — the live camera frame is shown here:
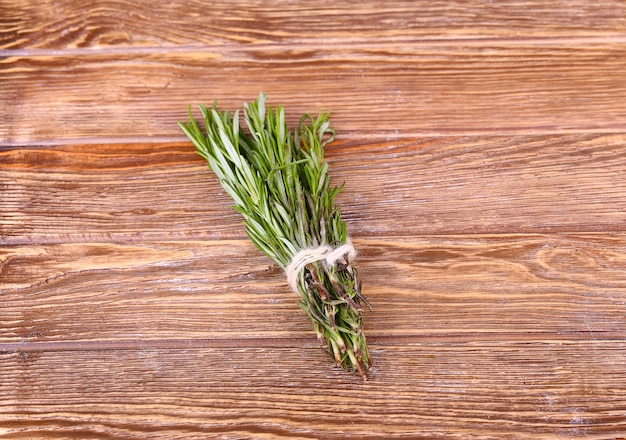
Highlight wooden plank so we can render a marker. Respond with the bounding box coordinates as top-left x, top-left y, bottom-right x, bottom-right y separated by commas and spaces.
0, 142, 237, 244
3, 134, 626, 244
3, 43, 626, 144
1, 343, 625, 438
2, 235, 625, 346
3, 0, 626, 51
